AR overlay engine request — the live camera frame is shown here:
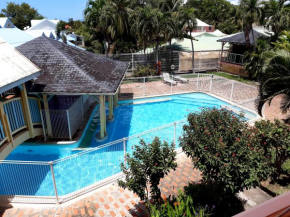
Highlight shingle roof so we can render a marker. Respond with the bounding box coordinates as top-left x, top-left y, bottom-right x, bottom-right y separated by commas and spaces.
16, 36, 128, 95
0, 38, 40, 94
217, 29, 270, 45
